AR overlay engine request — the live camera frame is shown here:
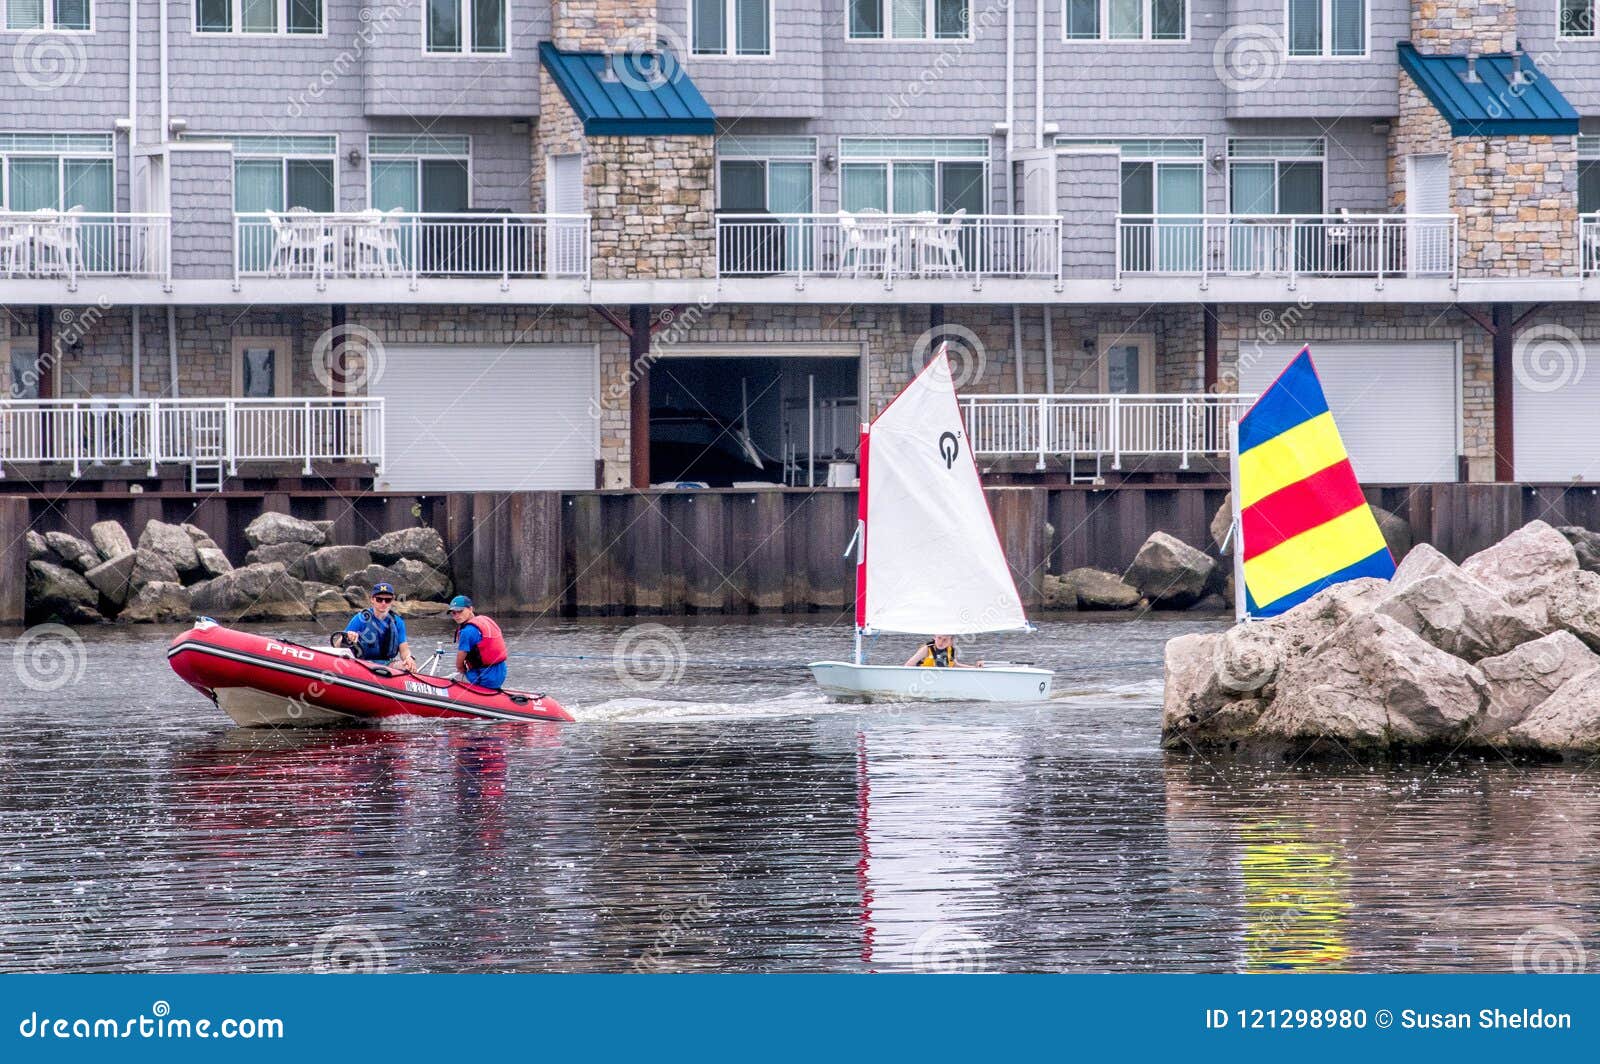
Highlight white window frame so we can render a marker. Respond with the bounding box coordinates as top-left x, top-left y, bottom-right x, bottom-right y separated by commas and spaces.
691, 0, 774, 57
1061, 0, 1188, 43
846, 0, 972, 42
3, 0, 93, 32
0, 134, 116, 212
715, 136, 818, 211
1284, 0, 1369, 60
1096, 333, 1157, 393
421, 0, 509, 56
366, 135, 474, 212
192, 0, 325, 36
228, 134, 340, 213
1560, 0, 1597, 39
231, 337, 294, 399
1226, 137, 1327, 215
837, 138, 990, 214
